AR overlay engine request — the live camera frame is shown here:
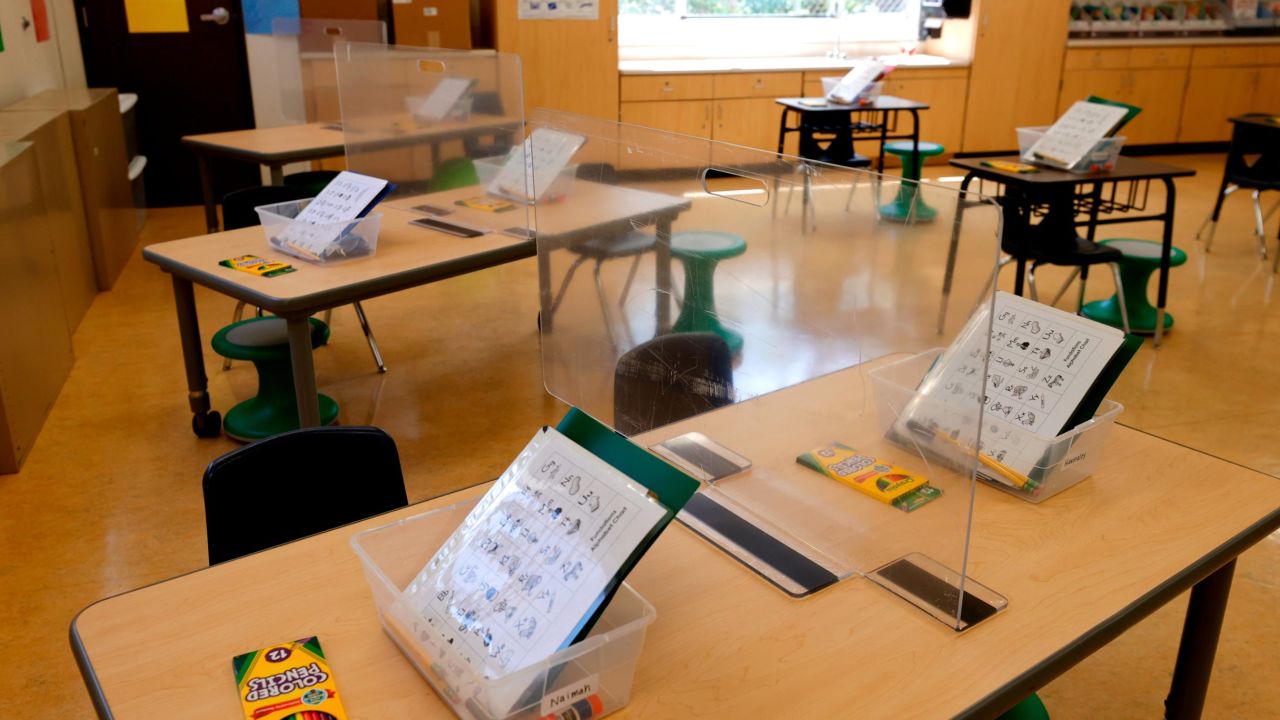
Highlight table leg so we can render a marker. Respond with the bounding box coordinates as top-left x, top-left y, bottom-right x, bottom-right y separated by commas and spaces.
197, 154, 219, 234
269, 165, 285, 185
937, 173, 975, 334
877, 111, 889, 174
286, 317, 322, 427
655, 215, 674, 334
171, 275, 219, 437
1164, 559, 1236, 720
1155, 178, 1177, 347
909, 109, 920, 159
538, 244, 555, 333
